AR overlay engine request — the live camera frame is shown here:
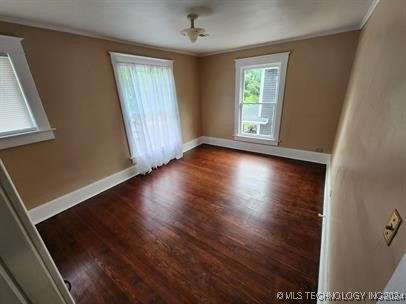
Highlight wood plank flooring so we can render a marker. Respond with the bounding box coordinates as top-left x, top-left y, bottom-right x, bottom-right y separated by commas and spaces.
37, 145, 325, 303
